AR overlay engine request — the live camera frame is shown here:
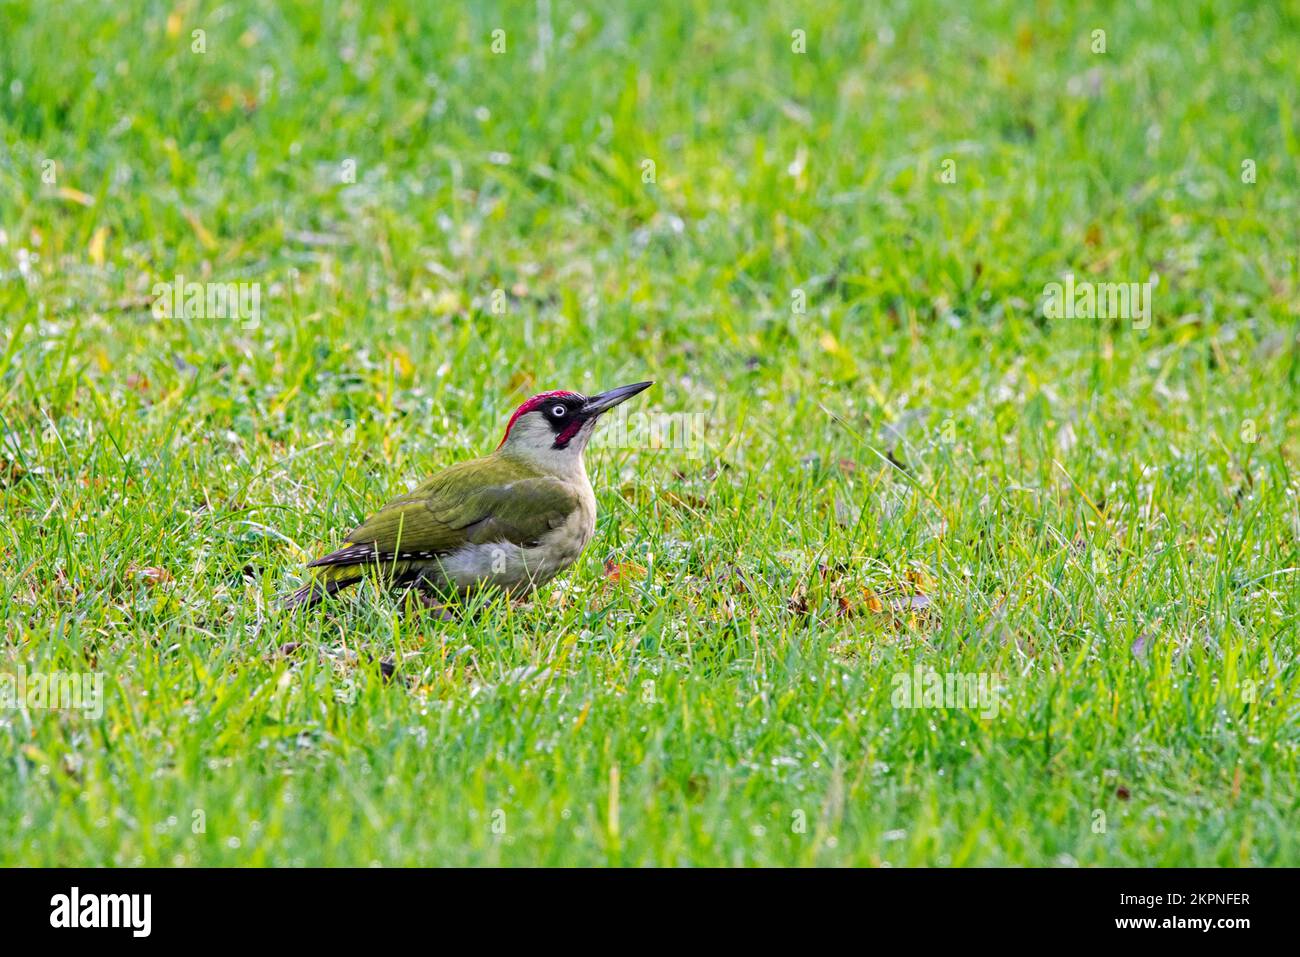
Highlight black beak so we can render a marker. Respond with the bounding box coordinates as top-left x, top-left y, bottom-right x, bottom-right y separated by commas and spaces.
582, 381, 653, 416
